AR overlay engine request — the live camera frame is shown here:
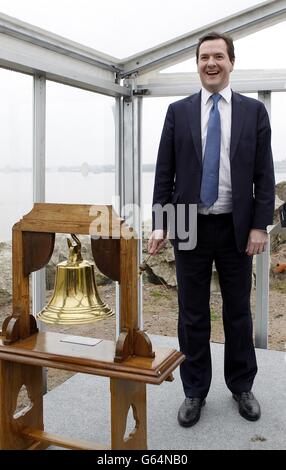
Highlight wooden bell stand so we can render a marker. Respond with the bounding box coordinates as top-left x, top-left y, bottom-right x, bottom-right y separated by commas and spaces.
0, 203, 184, 450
